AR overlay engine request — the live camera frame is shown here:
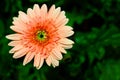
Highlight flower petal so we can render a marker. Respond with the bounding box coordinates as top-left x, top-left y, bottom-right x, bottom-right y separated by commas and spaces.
57, 45, 67, 54
40, 4, 47, 19
52, 48, 63, 60
13, 48, 28, 59
61, 44, 73, 49
12, 17, 27, 30
27, 8, 36, 19
48, 5, 55, 14
34, 53, 44, 69
37, 57, 44, 69
9, 44, 23, 53
58, 38, 74, 44
8, 41, 20, 46
18, 11, 30, 24
51, 56, 59, 67
58, 30, 74, 37
46, 55, 52, 66
34, 53, 40, 67
46, 55, 59, 67
55, 11, 65, 25
59, 26, 73, 31
56, 18, 69, 27
10, 26, 24, 33
23, 51, 35, 65
6, 34, 23, 40
33, 4, 40, 16
51, 7, 61, 19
